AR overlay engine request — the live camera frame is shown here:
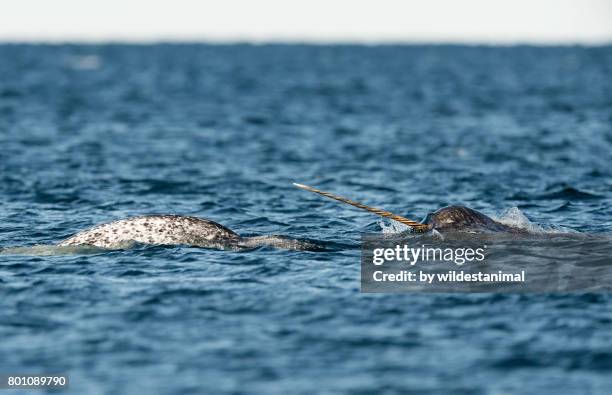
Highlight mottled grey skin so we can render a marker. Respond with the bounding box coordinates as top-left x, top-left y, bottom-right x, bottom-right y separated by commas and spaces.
422, 205, 519, 233
58, 215, 241, 249
57, 215, 321, 250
